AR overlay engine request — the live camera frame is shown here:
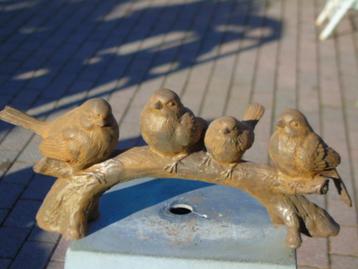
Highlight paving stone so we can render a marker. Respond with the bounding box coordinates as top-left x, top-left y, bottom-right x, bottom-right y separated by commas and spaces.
46, 261, 64, 269
0, 147, 18, 176
0, 258, 11, 269
51, 239, 70, 262
0, 209, 7, 224
331, 254, 358, 269
0, 183, 23, 209
327, 195, 357, 227
4, 200, 41, 228
330, 225, 358, 256
10, 241, 55, 269
297, 237, 328, 269
0, 127, 33, 152
22, 174, 55, 201
2, 161, 34, 186
29, 226, 60, 244
0, 227, 30, 258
